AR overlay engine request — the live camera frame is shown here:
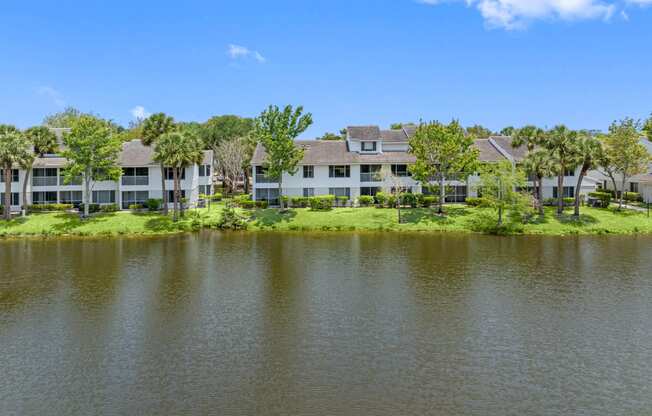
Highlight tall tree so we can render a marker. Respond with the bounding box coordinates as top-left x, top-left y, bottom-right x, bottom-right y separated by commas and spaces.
500, 126, 516, 136
571, 134, 602, 217
142, 113, 176, 215
43, 107, 86, 127
214, 137, 248, 194
61, 116, 122, 218
522, 149, 555, 217
644, 113, 652, 141
478, 161, 527, 226
409, 120, 479, 214
542, 125, 579, 215
255, 105, 313, 210
512, 125, 546, 152
153, 131, 204, 221
0, 125, 31, 220
316, 132, 343, 141
601, 118, 649, 209
22, 127, 58, 213
466, 124, 493, 138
